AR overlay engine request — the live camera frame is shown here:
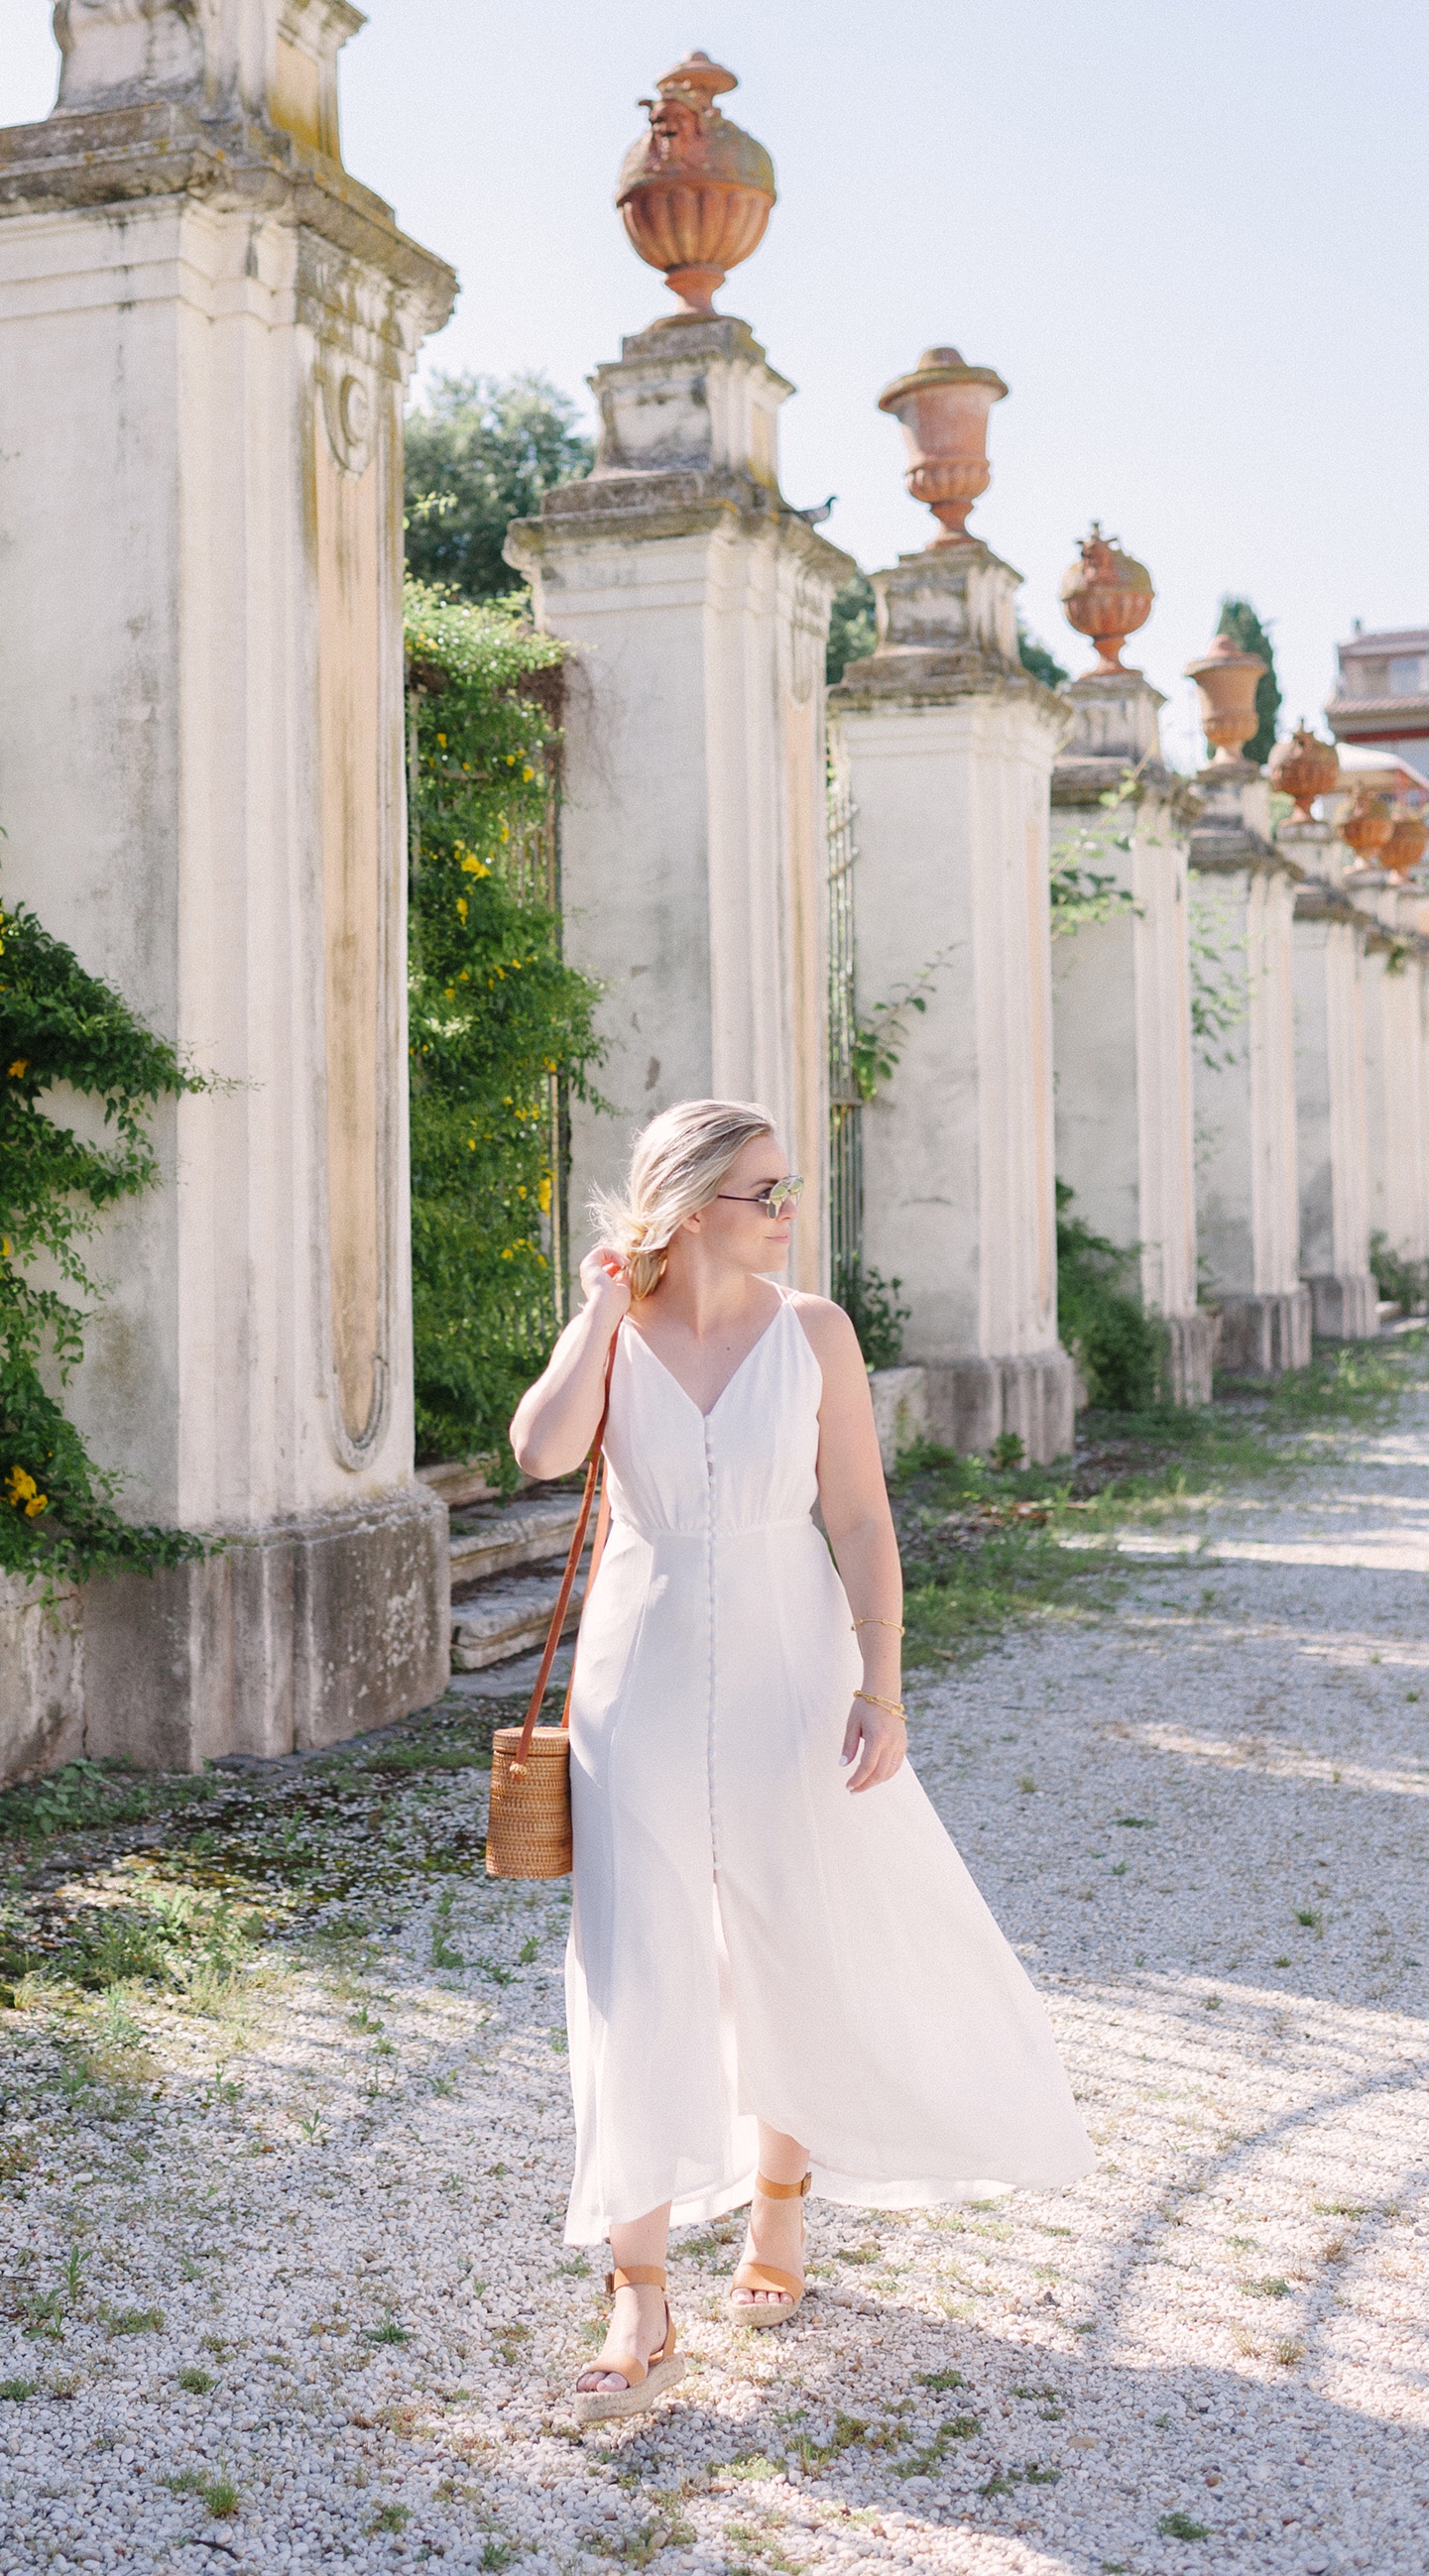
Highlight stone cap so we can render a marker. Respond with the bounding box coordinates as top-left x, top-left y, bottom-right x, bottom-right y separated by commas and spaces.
1052, 754, 1202, 823
0, 98, 456, 322
504, 477, 855, 585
